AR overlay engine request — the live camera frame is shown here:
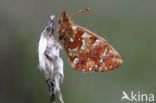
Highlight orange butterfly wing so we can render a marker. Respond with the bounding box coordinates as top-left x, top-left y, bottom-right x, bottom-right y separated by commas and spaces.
57, 11, 123, 72
60, 25, 122, 72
